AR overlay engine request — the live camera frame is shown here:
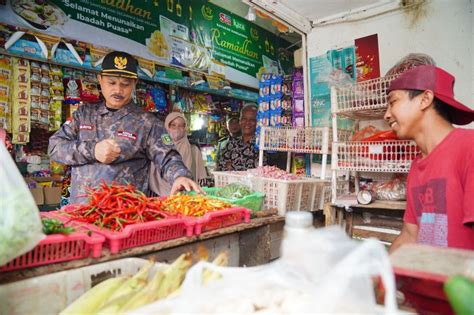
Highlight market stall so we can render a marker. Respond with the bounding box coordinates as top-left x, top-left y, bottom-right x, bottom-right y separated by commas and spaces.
1, 0, 473, 314
0, 215, 284, 284
0, 0, 298, 288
